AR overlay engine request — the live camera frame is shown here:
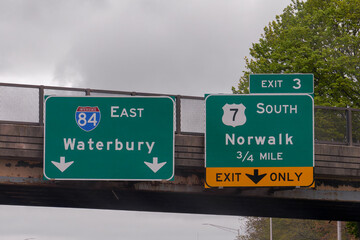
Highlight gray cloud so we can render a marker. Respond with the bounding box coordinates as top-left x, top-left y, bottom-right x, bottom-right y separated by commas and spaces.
0, 0, 292, 95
